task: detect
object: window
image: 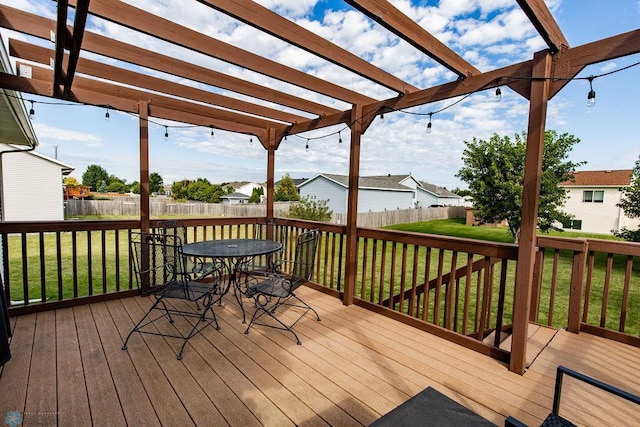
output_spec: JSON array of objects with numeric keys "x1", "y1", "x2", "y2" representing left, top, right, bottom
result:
[
  {"x1": 562, "y1": 219, "x2": 582, "y2": 230},
  {"x1": 583, "y1": 190, "x2": 604, "y2": 203}
]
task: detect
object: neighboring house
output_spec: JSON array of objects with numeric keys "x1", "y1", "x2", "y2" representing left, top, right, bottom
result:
[
  {"x1": 416, "y1": 181, "x2": 462, "y2": 207},
  {"x1": 227, "y1": 181, "x2": 265, "y2": 199},
  {"x1": 297, "y1": 173, "x2": 460, "y2": 214},
  {"x1": 0, "y1": 143, "x2": 73, "y2": 221},
  {"x1": 559, "y1": 169, "x2": 640, "y2": 234},
  {"x1": 220, "y1": 191, "x2": 249, "y2": 205}
]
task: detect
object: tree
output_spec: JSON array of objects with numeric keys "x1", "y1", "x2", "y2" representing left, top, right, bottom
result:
[
  {"x1": 64, "y1": 176, "x2": 79, "y2": 186},
  {"x1": 275, "y1": 174, "x2": 300, "y2": 201},
  {"x1": 149, "y1": 172, "x2": 164, "y2": 194},
  {"x1": 613, "y1": 157, "x2": 640, "y2": 242},
  {"x1": 248, "y1": 187, "x2": 264, "y2": 203},
  {"x1": 97, "y1": 180, "x2": 108, "y2": 193},
  {"x1": 82, "y1": 164, "x2": 109, "y2": 191},
  {"x1": 108, "y1": 181, "x2": 128, "y2": 193},
  {"x1": 288, "y1": 195, "x2": 333, "y2": 222},
  {"x1": 456, "y1": 130, "x2": 585, "y2": 243}
]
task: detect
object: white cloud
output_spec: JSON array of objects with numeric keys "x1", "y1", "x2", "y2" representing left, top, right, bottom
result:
[{"x1": 32, "y1": 123, "x2": 103, "y2": 147}]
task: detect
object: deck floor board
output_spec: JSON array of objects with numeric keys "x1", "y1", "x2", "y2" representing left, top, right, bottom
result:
[{"x1": 2, "y1": 287, "x2": 639, "y2": 426}]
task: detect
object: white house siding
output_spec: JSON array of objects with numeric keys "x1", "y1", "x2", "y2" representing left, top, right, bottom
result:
[
  {"x1": 358, "y1": 188, "x2": 414, "y2": 212},
  {"x1": 299, "y1": 177, "x2": 347, "y2": 213},
  {"x1": 415, "y1": 189, "x2": 439, "y2": 208},
  {"x1": 236, "y1": 182, "x2": 265, "y2": 197},
  {"x1": 563, "y1": 186, "x2": 640, "y2": 234},
  {"x1": 1, "y1": 151, "x2": 65, "y2": 221}
]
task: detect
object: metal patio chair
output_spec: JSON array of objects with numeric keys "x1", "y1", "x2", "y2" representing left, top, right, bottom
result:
[
  {"x1": 244, "y1": 229, "x2": 320, "y2": 344},
  {"x1": 122, "y1": 232, "x2": 223, "y2": 360},
  {"x1": 157, "y1": 219, "x2": 221, "y2": 281},
  {"x1": 242, "y1": 218, "x2": 289, "y2": 277}
]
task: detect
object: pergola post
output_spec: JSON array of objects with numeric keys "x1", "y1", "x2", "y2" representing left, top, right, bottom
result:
[
  {"x1": 139, "y1": 100, "x2": 150, "y2": 232},
  {"x1": 343, "y1": 104, "x2": 363, "y2": 306},
  {"x1": 510, "y1": 50, "x2": 552, "y2": 374},
  {"x1": 266, "y1": 128, "x2": 276, "y2": 219}
]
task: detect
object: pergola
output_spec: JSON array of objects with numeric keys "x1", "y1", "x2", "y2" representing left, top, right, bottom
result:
[{"x1": 1, "y1": 0, "x2": 639, "y2": 374}]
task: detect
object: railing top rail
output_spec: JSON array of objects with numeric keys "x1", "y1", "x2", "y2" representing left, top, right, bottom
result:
[
  {"x1": 538, "y1": 235, "x2": 640, "y2": 257},
  {"x1": 0, "y1": 219, "x2": 141, "y2": 233},
  {"x1": 358, "y1": 226, "x2": 519, "y2": 259}
]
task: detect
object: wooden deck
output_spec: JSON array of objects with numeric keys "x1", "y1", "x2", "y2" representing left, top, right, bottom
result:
[{"x1": 1, "y1": 287, "x2": 639, "y2": 426}]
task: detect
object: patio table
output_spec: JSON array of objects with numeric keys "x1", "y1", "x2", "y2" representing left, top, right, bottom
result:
[{"x1": 181, "y1": 238, "x2": 282, "y2": 322}]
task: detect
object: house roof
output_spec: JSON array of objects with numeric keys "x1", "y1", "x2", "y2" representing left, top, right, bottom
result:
[
  {"x1": 221, "y1": 191, "x2": 249, "y2": 199},
  {"x1": 418, "y1": 181, "x2": 460, "y2": 198},
  {"x1": 308, "y1": 173, "x2": 415, "y2": 191},
  {"x1": 560, "y1": 170, "x2": 633, "y2": 187}
]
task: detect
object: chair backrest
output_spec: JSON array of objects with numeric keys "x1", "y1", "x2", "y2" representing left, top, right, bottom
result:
[
  {"x1": 157, "y1": 219, "x2": 188, "y2": 244},
  {"x1": 253, "y1": 218, "x2": 289, "y2": 266},
  {"x1": 290, "y1": 229, "x2": 320, "y2": 286},
  {"x1": 130, "y1": 232, "x2": 188, "y2": 296}
]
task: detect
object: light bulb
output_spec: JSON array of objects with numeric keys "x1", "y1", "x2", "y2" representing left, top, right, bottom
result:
[
  {"x1": 250, "y1": 137, "x2": 253, "y2": 146},
  {"x1": 338, "y1": 132, "x2": 343, "y2": 146},
  {"x1": 587, "y1": 89, "x2": 596, "y2": 107},
  {"x1": 305, "y1": 140, "x2": 309, "y2": 152},
  {"x1": 380, "y1": 113, "x2": 384, "y2": 121},
  {"x1": 495, "y1": 87, "x2": 502, "y2": 102},
  {"x1": 29, "y1": 100, "x2": 35, "y2": 120},
  {"x1": 105, "y1": 109, "x2": 110, "y2": 122},
  {"x1": 210, "y1": 126, "x2": 214, "y2": 139},
  {"x1": 164, "y1": 126, "x2": 169, "y2": 141},
  {"x1": 426, "y1": 121, "x2": 432, "y2": 134}
]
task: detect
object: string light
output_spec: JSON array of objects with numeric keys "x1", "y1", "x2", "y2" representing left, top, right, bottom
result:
[
  {"x1": 164, "y1": 125, "x2": 169, "y2": 141},
  {"x1": 29, "y1": 100, "x2": 35, "y2": 120},
  {"x1": 495, "y1": 87, "x2": 502, "y2": 102},
  {"x1": 380, "y1": 112, "x2": 384, "y2": 121},
  {"x1": 104, "y1": 108, "x2": 110, "y2": 122},
  {"x1": 587, "y1": 76, "x2": 596, "y2": 107},
  {"x1": 338, "y1": 131, "x2": 343, "y2": 146},
  {"x1": 250, "y1": 136, "x2": 254, "y2": 146},
  {"x1": 426, "y1": 113, "x2": 433, "y2": 134},
  {"x1": 210, "y1": 125, "x2": 214, "y2": 139},
  {"x1": 305, "y1": 139, "x2": 309, "y2": 152}
]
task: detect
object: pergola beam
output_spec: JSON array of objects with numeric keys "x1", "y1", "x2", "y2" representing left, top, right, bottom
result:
[
  {"x1": 516, "y1": 0, "x2": 569, "y2": 54},
  {"x1": 53, "y1": 0, "x2": 69, "y2": 96},
  {"x1": 68, "y1": 0, "x2": 376, "y2": 105},
  {"x1": 63, "y1": 0, "x2": 90, "y2": 97},
  {"x1": 10, "y1": 40, "x2": 306, "y2": 125},
  {"x1": 345, "y1": 0, "x2": 479, "y2": 79},
  {"x1": 549, "y1": 28, "x2": 640, "y2": 98},
  {"x1": 0, "y1": 5, "x2": 341, "y2": 117},
  {"x1": 197, "y1": 0, "x2": 417, "y2": 95}
]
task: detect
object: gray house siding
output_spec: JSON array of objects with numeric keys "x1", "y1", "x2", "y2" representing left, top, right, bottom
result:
[
  {"x1": 359, "y1": 188, "x2": 414, "y2": 212},
  {"x1": 299, "y1": 177, "x2": 347, "y2": 214}
]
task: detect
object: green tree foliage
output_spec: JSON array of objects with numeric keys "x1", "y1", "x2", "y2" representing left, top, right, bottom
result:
[
  {"x1": 275, "y1": 174, "x2": 300, "y2": 201},
  {"x1": 170, "y1": 179, "x2": 233, "y2": 203},
  {"x1": 451, "y1": 187, "x2": 472, "y2": 197},
  {"x1": 130, "y1": 181, "x2": 140, "y2": 194},
  {"x1": 82, "y1": 164, "x2": 109, "y2": 191},
  {"x1": 107, "y1": 181, "x2": 128, "y2": 193},
  {"x1": 97, "y1": 180, "x2": 108, "y2": 193},
  {"x1": 456, "y1": 130, "x2": 585, "y2": 243},
  {"x1": 288, "y1": 195, "x2": 333, "y2": 222},
  {"x1": 614, "y1": 157, "x2": 640, "y2": 242},
  {"x1": 149, "y1": 172, "x2": 164, "y2": 194},
  {"x1": 248, "y1": 186, "x2": 264, "y2": 203}
]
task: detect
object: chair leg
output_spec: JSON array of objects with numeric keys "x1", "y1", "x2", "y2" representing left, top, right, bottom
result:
[
  {"x1": 291, "y1": 293, "x2": 321, "y2": 321},
  {"x1": 244, "y1": 296, "x2": 303, "y2": 345},
  {"x1": 122, "y1": 297, "x2": 165, "y2": 350}
]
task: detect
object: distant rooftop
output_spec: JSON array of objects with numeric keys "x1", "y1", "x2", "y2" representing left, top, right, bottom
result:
[{"x1": 560, "y1": 170, "x2": 632, "y2": 187}]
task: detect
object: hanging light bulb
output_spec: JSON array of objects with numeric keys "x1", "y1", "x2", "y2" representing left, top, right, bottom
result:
[
  {"x1": 380, "y1": 112, "x2": 384, "y2": 121},
  {"x1": 426, "y1": 113, "x2": 433, "y2": 134},
  {"x1": 250, "y1": 136, "x2": 254, "y2": 146},
  {"x1": 305, "y1": 139, "x2": 309, "y2": 152},
  {"x1": 29, "y1": 100, "x2": 35, "y2": 120},
  {"x1": 210, "y1": 126, "x2": 214, "y2": 140},
  {"x1": 284, "y1": 135, "x2": 288, "y2": 141},
  {"x1": 338, "y1": 131, "x2": 343, "y2": 147},
  {"x1": 164, "y1": 125, "x2": 169, "y2": 141},
  {"x1": 105, "y1": 108, "x2": 110, "y2": 122},
  {"x1": 587, "y1": 76, "x2": 596, "y2": 107},
  {"x1": 495, "y1": 87, "x2": 502, "y2": 102}
]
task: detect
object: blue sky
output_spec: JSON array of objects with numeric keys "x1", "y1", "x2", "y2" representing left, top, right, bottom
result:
[{"x1": 2, "y1": 0, "x2": 639, "y2": 190}]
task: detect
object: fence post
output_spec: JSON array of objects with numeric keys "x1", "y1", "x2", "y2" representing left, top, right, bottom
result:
[{"x1": 567, "y1": 239, "x2": 588, "y2": 334}]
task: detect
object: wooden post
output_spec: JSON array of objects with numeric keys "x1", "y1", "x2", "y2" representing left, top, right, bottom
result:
[
  {"x1": 139, "y1": 100, "x2": 150, "y2": 232},
  {"x1": 266, "y1": 128, "x2": 276, "y2": 220},
  {"x1": 510, "y1": 50, "x2": 552, "y2": 374},
  {"x1": 567, "y1": 240, "x2": 587, "y2": 333},
  {"x1": 343, "y1": 104, "x2": 363, "y2": 306}
]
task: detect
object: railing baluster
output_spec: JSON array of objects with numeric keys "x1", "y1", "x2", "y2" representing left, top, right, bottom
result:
[
  {"x1": 408, "y1": 245, "x2": 419, "y2": 317},
  {"x1": 72, "y1": 231, "x2": 78, "y2": 298},
  {"x1": 39, "y1": 232, "x2": 46, "y2": 303},
  {"x1": 360, "y1": 238, "x2": 368, "y2": 299},
  {"x1": 371, "y1": 240, "x2": 378, "y2": 303},
  {"x1": 398, "y1": 243, "x2": 407, "y2": 314},
  {"x1": 530, "y1": 247, "x2": 544, "y2": 322},
  {"x1": 619, "y1": 256, "x2": 633, "y2": 332},
  {"x1": 548, "y1": 248, "x2": 560, "y2": 326},
  {"x1": 433, "y1": 249, "x2": 445, "y2": 326},
  {"x1": 56, "y1": 232, "x2": 63, "y2": 300},
  {"x1": 444, "y1": 250, "x2": 458, "y2": 330},
  {"x1": 21, "y1": 233, "x2": 28, "y2": 305},
  {"x1": 87, "y1": 231, "x2": 93, "y2": 296},
  {"x1": 462, "y1": 253, "x2": 473, "y2": 335},
  {"x1": 379, "y1": 240, "x2": 387, "y2": 306},
  {"x1": 600, "y1": 253, "x2": 614, "y2": 328},
  {"x1": 388, "y1": 242, "x2": 397, "y2": 310},
  {"x1": 421, "y1": 247, "x2": 431, "y2": 322},
  {"x1": 493, "y1": 260, "x2": 509, "y2": 347},
  {"x1": 102, "y1": 230, "x2": 107, "y2": 293},
  {"x1": 583, "y1": 251, "x2": 595, "y2": 323},
  {"x1": 115, "y1": 230, "x2": 121, "y2": 292}
]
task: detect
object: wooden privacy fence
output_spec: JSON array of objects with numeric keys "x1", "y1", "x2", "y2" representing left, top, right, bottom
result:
[{"x1": 65, "y1": 198, "x2": 465, "y2": 227}]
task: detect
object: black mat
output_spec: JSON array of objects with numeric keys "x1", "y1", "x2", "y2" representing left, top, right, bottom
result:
[{"x1": 369, "y1": 387, "x2": 495, "y2": 427}]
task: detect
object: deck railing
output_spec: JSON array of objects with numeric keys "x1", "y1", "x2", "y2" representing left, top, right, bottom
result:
[{"x1": 2, "y1": 217, "x2": 639, "y2": 360}]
